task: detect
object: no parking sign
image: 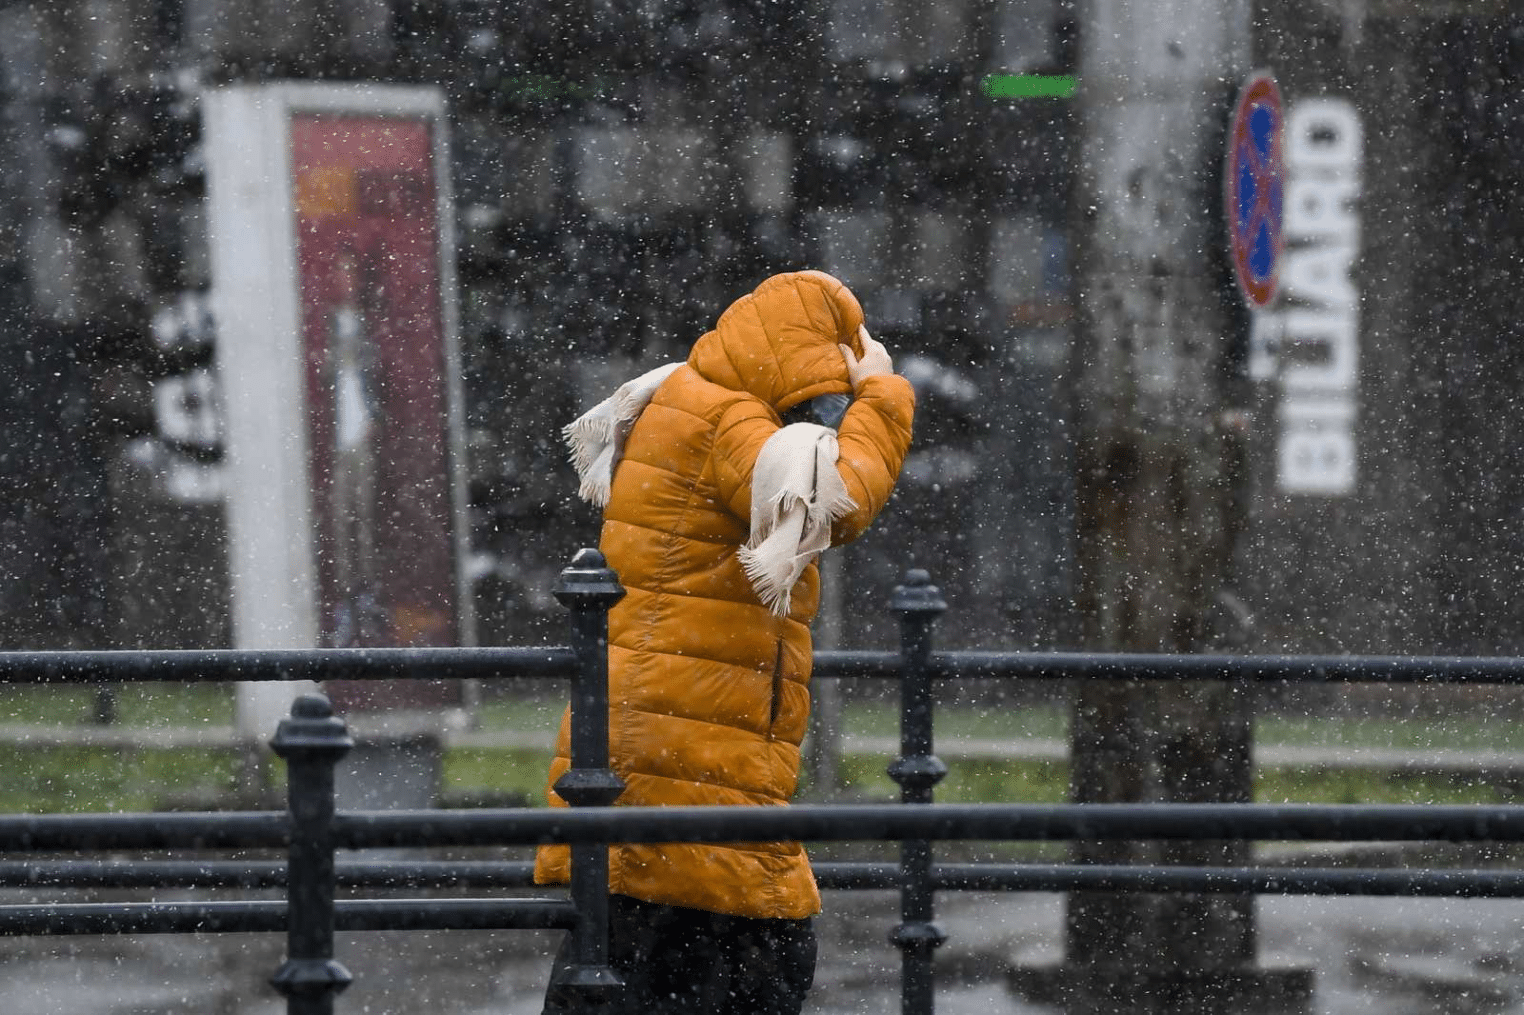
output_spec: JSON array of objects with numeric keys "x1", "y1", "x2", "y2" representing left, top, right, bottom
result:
[{"x1": 1226, "y1": 72, "x2": 1285, "y2": 308}]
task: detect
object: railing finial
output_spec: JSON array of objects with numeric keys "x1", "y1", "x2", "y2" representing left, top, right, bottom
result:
[
  {"x1": 890, "y1": 568, "x2": 947, "y2": 618},
  {"x1": 553, "y1": 548, "x2": 625, "y2": 609}
]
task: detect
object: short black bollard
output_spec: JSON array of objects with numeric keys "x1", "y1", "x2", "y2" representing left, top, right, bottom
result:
[
  {"x1": 550, "y1": 548, "x2": 627, "y2": 1004},
  {"x1": 886, "y1": 569, "x2": 948, "y2": 1015},
  {"x1": 270, "y1": 694, "x2": 354, "y2": 1015}
]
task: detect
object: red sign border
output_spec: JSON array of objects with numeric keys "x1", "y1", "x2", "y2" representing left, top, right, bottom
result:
[{"x1": 1225, "y1": 71, "x2": 1286, "y2": 309}]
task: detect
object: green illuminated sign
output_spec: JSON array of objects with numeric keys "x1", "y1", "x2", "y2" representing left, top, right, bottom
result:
[{"x1": 982, "y1": 74, "x2": 1077, "y2": 100}]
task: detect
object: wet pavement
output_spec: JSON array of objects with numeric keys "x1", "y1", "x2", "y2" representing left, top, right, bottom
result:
[{"x1": 6, "y1": 877, "x2": 1524, "y2": 1015}]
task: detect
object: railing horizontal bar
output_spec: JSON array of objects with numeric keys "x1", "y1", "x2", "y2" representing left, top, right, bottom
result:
[
  {"x1": 0, "y1": 860, "x2": 281, "y2": 888},
  {"x1": 0, "y1": 647, "x2": 576, "y2": 685},
  {"x1": 0, "y1": 900, "x2": 287, "y2": 935},
  {"x1": 0, "y1": 860, "x2": 541, "y2": 889},
  {"x1": 12, "y1": 803, "x2": 1524, "y2": 855},
  {"x1": 4, "y1": 648, "x2": 1524, "y2": 686},
  {"x1": 810, "y1": 650, "x2": 902, "y2": 678},
  {"x1": 334, "y1": 897, "x2": 576, "y2": 931},
  {"x1": 811, "y1": 862, "x2": 900, "y2": 889},
  {"x1": 919, "y1": 651, "x2": 1524, "y2": 684},
  {"x1": 332, "y1": 802, "x2": 1524, "y2": 848},
  {"x1": 336, "y1": 859, "x2": 531, "y2": 888},
  {"x1": 926, "y1": 863, "x2": 1524, "y2": 897},
  {"x1": 8, "y1": 857, "x2": 1520, "y2": 899},
  {"x1": 0, "y1": 812, "x2": 287, "y2": 852},
  {"x1": 0, "y1": 898, "x2": 576, "y2": 936},
  {"x1": 810, "y1": 862, "x2": 1524, "y2": 896}
]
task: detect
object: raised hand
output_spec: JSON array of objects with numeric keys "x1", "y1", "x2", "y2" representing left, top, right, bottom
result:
[{"x1": 840, "y1": 325, "x2": 893, "y2": 390}]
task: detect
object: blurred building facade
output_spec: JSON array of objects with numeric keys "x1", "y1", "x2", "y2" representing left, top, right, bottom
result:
[{"x1": 0, "y1": 0, "x2": 1517, "y2": 657}]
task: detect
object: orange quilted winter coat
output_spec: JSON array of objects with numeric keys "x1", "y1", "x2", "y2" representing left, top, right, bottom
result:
[{"x1": 533, "y1": 270, "x2": 916, "y2": 920}]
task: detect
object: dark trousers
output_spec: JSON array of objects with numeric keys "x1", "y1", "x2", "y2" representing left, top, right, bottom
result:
[{"x1": 542, "y1": 895, "x2": 818, "y2": 1015}]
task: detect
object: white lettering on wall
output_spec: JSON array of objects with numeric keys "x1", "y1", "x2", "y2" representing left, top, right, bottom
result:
[
  {"x1": 1273, "y1": 98, "x2": 1362, "y2": 495},
  {"x1": 147, "y1": 291, "x2": 226, "y2": 504}
]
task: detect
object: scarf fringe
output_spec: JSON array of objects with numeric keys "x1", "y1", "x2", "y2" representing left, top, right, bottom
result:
[{"x1": 563, "y1": 363, "x2": 683, "y2": 507}]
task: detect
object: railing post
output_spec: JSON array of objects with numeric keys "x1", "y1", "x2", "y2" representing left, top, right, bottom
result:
[
  {"x1": 887, "y1": 569, "x2": 948, "y2": 1015},
  {"x1": 550, "y1": 548, "x2": 627, "y2": 1004},
  {"x1": 269, "y1": 694, "x2": 354, "y2": 1015}
]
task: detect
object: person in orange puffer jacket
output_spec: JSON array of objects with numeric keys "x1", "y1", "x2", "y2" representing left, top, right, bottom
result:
[{"x1": 537, "y1": 269, "x2": 916, "y2": 1015}]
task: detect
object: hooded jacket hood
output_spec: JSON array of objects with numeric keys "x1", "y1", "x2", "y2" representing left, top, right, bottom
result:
[{"x1": 687, "y1": 269, "x2": 865, "y2": 413}]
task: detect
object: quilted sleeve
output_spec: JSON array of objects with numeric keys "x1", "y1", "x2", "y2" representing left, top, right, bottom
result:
[
  {"x1": 829, "y1": 373, "x2": 916, "y2": 545},
  {"x1": 711, "y1": 397, "x2": 780, "y2": 524}
]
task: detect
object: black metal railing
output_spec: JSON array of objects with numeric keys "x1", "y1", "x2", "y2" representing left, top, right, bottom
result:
[{"x1": 5, "y1": 547, "x2": 1524, "y2": 1015}]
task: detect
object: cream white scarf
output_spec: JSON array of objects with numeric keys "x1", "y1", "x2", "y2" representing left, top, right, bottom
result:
[
  {"x1": 563, "y1": 367, "x2": 854, "y2": 614},
  {"x1": 738, "y1": 423, "x2": 856, "y2": 616},
  {"x1": 562, "y1": 363, "x2": 683, "y2": 507}
]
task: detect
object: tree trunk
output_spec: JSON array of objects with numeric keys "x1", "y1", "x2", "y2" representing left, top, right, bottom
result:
[{"x1": 1064, "y1": 3, "x2": 1263, "y2": 1013}]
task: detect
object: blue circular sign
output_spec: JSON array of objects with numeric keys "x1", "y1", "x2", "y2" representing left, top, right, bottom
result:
[{"x1": 1225, "y1": 72, "x2": 1284, "y2": 308}]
